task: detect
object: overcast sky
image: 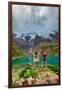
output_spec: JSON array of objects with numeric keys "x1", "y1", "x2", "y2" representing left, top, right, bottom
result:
[{"x1": 12, "y1": 5, "x2": 59, "y2": 38}]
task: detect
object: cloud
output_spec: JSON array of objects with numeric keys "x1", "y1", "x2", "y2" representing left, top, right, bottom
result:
[{"x1": 12, "y1": 5, "x2": 59, "y2": 38}]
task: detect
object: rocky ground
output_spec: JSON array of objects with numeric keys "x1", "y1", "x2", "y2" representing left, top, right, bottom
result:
[
  {"x1": 33, "y1": 68, "x2": 58, "y2": 85},
  {"x1": 12, "y1": 67, "x2": 59, "y2": 87}
]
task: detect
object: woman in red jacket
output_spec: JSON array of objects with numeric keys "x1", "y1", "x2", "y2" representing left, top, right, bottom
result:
[{"x1": 41, "y1": 49, "x2": 48, "y2": 68}]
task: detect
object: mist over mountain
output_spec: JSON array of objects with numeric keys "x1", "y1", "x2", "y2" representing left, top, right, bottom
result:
[
  {"x1": 12, "y1": 31, "x2": 58, "y2": 50},
  {"x1": 12, "y1": 5, "x2": 59, "y2": 50}
]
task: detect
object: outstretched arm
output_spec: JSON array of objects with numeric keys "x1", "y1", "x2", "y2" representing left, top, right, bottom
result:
[
  {"x1": 46, "y1": 49, "x2": 49, "y2": 53},
  {"x1": 28, "y1": 48, "x2": 34, "y2": 55},
  {"x1": 45, "y1": 49, "x2": 49, "y2": 55},
  {"x1": 38, "y1": 49, "x2": 42, "y2": 55}
]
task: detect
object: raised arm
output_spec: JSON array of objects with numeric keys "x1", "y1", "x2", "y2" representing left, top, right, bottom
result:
[
  {"x1": 28, "y1": 48, "x2": 34, "y2": 55},
  {"x1": 46, "y1": 49, "x2": 49, "y2": 53},
  {"x1": 38, "y1": 49, "x2": 42, "y2": 55}
]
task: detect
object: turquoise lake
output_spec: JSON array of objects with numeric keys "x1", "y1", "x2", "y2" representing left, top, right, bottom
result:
[{"x1": 12, "y1": 55, "x2": 59, "y2": 65}]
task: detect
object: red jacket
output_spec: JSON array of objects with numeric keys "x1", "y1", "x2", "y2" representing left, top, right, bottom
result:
[{"x1": 42, "y1": 49, "x2": 48, "y2": 58}]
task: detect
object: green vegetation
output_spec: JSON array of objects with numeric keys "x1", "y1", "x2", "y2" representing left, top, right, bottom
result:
[
  {"x1": 48, "y1": 64, "x2": 59, "y2": 73},
  {"x1": 12, "y1": 43, "x2": 27, "y2": 58},
  {"x1": 12, "y1": 42, "x2": 58, "y2": 59},
  {"x1": 38, "y1": 42, "x2": 58, "y2": 56},
  {"x1": 19, "y1": 68, "x2": 37, "y2": 78},
  {"x1": 12, "y1": 64, "x2": 59, "y2": 86}
]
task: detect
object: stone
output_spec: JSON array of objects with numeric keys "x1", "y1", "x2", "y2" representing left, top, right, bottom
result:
[
  {"x1": 26, "y1": 77, "x2": 33, "y2": 85},
  {"x1": 16, "y1": 80, "x2": 19, "y2": 86}
]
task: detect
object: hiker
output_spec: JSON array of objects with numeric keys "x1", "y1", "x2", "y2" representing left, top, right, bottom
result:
[
  {"x1": 33, "y1": 49, "x2": 41, "y2": 66},
  {"x1": 41, "y1": 49, "x2": 48, "y2": 69},
  {"x1": 28, "y1": 48, "x2": 41, "y2": 66}
]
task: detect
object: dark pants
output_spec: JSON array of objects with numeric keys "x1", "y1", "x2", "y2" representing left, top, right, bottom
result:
[{"x1": 42, "y1": 58, "x2": 47, "y2": 68}]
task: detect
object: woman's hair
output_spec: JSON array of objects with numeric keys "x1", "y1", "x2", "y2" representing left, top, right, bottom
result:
[{"x1": 35, "y1": 52, "x2": 38, "y2": 55}]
